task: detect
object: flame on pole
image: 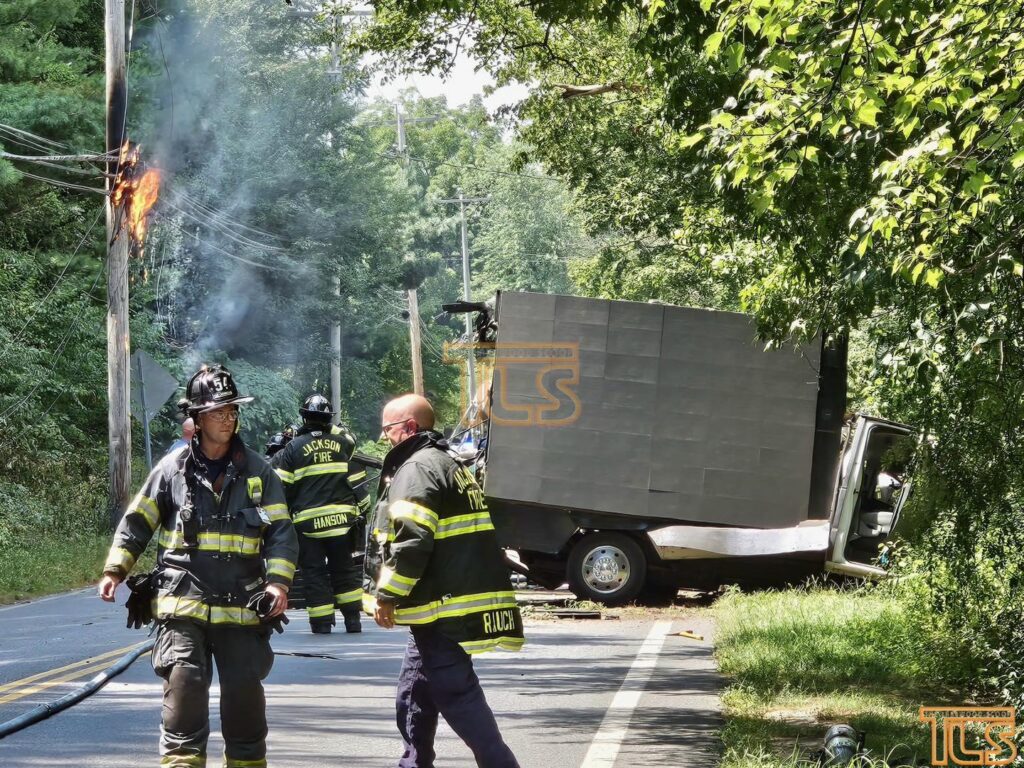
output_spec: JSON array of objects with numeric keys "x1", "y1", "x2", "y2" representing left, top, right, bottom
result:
[{"x1": 111, "y1": 141, "x2": 161, "y2": 253}]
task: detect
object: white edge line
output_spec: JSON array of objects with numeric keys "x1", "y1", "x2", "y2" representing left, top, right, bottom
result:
[{"x1": 580, "y1": 620, "x2": 673, "y2": 768}]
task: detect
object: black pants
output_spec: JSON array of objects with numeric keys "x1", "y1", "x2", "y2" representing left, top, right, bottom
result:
[
  {"x1": 396, "y1": 627, "x2": 519, "y2": 768},
  {"x1": 151, "y1": 619, "x2": 274, "y2": 768},
  {"x1": 297, "y1": 529, "x2": 361, "y2": 627}
]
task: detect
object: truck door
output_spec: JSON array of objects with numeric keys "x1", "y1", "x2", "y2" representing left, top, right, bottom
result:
[{"x1": 826, "y1": 415, "x2": 915, "y2": 578}]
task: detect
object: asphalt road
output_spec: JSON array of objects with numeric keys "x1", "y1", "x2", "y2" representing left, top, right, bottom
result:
[{"x1": 0, "y1": 590, "x2": 722, "y2": 767}]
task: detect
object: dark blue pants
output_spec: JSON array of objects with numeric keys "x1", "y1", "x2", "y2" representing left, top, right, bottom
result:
[{"x1": 396, "y1": 627, "x2": 519, "y2": 768}]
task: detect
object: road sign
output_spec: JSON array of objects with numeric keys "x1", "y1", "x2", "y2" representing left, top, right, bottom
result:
[{"x1": 130, "y1": 349, "x2": 178, "y2": 424}]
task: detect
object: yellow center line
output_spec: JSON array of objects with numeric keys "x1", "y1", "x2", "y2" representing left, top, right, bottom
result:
[{"x1": 0, "y1": 642, "x2": 143, "y2": 697}]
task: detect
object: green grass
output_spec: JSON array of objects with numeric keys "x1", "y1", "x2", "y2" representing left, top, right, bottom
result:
[
  {"x1": 0, "y1": 533, "x2": 112, "y2": 605},
  {"x1": 714, "y1": 585, "x2": 940, "y2": 767}
]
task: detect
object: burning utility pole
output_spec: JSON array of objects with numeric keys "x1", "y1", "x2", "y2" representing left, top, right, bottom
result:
[{"x1": 106, "y1": 0, "x2": 131, "y2": 527}]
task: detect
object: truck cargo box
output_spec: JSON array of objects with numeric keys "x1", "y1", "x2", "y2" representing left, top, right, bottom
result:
[{"x1": 483, "y1": 292, "x2": 823, "y2": 529}]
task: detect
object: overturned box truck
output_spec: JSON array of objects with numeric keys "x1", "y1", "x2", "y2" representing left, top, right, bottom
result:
[{"x1": 455, "y1": 292, "x2": 916, "y2": 605}]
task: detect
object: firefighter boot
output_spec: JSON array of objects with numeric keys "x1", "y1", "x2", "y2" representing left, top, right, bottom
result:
[
  {"x1": 343, "y1": 610, "x2": 362, "y2": 634},
  {"x1": 310, "y1": 621, "x2": 332, "y2": 635}
]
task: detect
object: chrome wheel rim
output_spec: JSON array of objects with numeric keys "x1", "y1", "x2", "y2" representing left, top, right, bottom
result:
[{"x1": 581, "y1": 545, "x2": 630, "y2": 594}]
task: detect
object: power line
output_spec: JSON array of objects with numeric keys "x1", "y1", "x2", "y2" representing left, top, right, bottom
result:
[
  {"x1": 0, "y1": 257, "x2": 109, "y2": 423},
  {"x1": 159, "y1": 217, "x2": 292, "y2": 273},
  {"x1": 0, "y1": 207, "x2": 104, "y2": 363}
]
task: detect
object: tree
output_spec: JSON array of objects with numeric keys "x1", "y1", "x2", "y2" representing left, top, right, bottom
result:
[{"x1": 355, "y1": 0, "x2": 1024, "y2": 706}]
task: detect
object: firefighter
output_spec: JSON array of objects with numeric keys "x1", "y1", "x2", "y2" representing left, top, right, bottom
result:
[
  {"x1": 264, "y1": 430, "x2": 291, "y2": 459},
  {"x1": 271, "y1": 393, "x2": 370, "y2": 633},
  {"x1": 97, "y1": 363, "x2": 298, "y2": 768},
  {"x1": 366, "y1": 393, "x2": 524, "y2": 768}
]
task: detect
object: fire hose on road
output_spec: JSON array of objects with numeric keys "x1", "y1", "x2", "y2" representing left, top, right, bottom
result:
[{"x1": 0, "y1": 640, "x2": 155, "y2": 740}]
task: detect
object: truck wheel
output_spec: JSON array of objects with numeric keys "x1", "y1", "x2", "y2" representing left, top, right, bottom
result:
[{"x1": 567, "y1": 533, "x2": 646, "y2": 606}]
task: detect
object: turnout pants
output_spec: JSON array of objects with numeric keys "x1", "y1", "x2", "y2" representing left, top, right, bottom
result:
[
  {"x1": 396, "y1": 627, "x2": 519, "y2": 768},
  {"x1": 151, "y1": 619, "x2": 275, "y2": 768},
  {"x1": 298, "y1": 529, "x2": 361, "y2": 627}
]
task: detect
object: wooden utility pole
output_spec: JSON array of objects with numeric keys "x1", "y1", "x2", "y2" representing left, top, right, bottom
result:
[
  {"x1": 436, "y1": 190, "x2": 489, "y2": 419},
  {"x1": 328, "y1": 18, "x2": 343, "y2": 418},
  {"x1": 106, "y1": 0, "x2": 131, "y2": 527},
  {"x1": 407, "y1": 289, "x2": 424, "y2": 395}
]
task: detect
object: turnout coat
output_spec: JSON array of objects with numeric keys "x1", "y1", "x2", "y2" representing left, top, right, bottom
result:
[
  {"x1": 365, "y1": 430, "x2": 524, "y2": 654},
  {"x1": 104, "y1": 435, "x2": 298, "y2": 627}
]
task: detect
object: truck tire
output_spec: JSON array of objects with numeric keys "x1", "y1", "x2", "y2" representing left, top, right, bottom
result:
[{"x1": 567, "y1": 533, "x2": 646, "y2": 606}]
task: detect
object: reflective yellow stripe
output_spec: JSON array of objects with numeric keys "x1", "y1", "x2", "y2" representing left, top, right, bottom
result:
[
  {"x1": 246, "y1": 476, "x2": 263, "y2": 504},
  {"x1": 460, "y1": 636, "x2": 526, "y2": 654},
  {"x1": 104, "y1": 546, "x2": 137, "y2": 573},
  {"x1": 267, "y1": 558, "x2": 295, "y2": 580},
  {"x1": 307, "y1": 603, "x2": 334, "y2": 618},
  {"x1": 294, "y1": 462, "x2": 348, "y2": 480},
  {"x1": 334, "y1": 588, "x2": 362, "y2": 605},
  {"x1": 362, "y1": 592, "x2": 376, "y2": 614},
  {"x1": 377, "y1": 567, "x2": 417, "y2": 598},
  {"x1": 154, "y1": 596, "x2": 261, "y2": 626},
  {"x1": 209, "y1": 605, "x2": 261, "y2": 625},
  {"x1": 303, "y1": 528, "x2": 350, "y2": 539},
  {"x1": 263, "y1": 503, "x2": 289, "y2": 522},
  {"x1": 389, "y1": 499, "x2": 439, "y2": 532},
  {"x1": 158, "y1": 528, "x2": 261, "y2": 556},
  {"x1": 348, "y1": 470, "x2": 367, "y2": 483},
  {"x1": 155, "y1": 595, "x2": 208, "y2": 622},
  {"x1": 435, "y1": 512, "x2": 495, "y2": 540},
  {"x1": 130, "y1": 494, "x2": 160, "y2": 531},
  {"x1": 293, "y1": 504, "x2": 357, "y2": 525},
  {"x1": 225, "y1": 760, "x2": 267, "y2": 768},
  {"x1": 160, "y1": 755, "x2": 206, "y2": 767},
  {"x1": 275, "y1": 468, "x2": 295, "y2": 484},
  {"x1": 395, "y1": 591, "x2": 518, "y2": 625}
]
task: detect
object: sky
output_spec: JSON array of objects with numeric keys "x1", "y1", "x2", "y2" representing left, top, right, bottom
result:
[{"x1": 367, "y1": 51, "x2": 531, "y2": 112}]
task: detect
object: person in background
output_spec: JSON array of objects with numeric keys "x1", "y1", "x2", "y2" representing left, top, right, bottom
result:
[
  {"x1": 271, "y1": 394, "x2": 370, "y2": 634},
  {"x1": 167, "y1": 416, "x2": 194, "y2": 455}
]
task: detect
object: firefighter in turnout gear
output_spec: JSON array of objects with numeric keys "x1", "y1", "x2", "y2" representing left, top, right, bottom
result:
[
  {"x1": 366, "y1": 394, "x2": 523, "y2": 768},
  {"x1": 97, "y1": 363, "x2": 298, "y2": 768},
  {"x1": 272, "y1": 393, "x2": 370, "y2": 633}
]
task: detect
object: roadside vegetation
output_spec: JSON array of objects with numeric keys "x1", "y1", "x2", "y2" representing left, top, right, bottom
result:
[{"x1": 714, "y1": 584, "x2": 992, "y2": 767}]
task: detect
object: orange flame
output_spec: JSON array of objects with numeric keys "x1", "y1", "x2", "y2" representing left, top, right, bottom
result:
[{"x1": 111, "y1": 140, "x2": 161, "y2": 250}]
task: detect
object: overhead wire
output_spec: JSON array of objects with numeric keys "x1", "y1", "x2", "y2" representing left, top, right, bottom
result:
[
  {"x1": 0, "y1": 123, "x2": 66, "y2": 153},
  {"x1": 162, "y1": 198, "x2": 285, "y2": 254},
  {"x1": 0, "y1": 257, "x2": 109, "y2": 423},
  {"x1": 0, "y1": 207, "x2": 105, "y2": 363},
  {"x1": 176, "y1": 192, "x2": 288, "y2": 244},
  {"x1": 159, "y1": 217, "x2": 291, "y2": 273}
]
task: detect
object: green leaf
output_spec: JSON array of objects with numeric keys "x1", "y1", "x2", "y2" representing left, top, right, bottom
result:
[
  {"x1": 678, "y1": 132, "x2": 705, "y2": 150},
  {"x1": 1011, "y1": 149, "x2": 1024, "y2": 169},
  {"x1": 856, "y1": 101, "x2": 880, "y2": 127},
  {"x1": 910, "y1": 261, "x2": 926, "y2": 284},
  {"x1": 704, "y1": 31, "x2": 725, "y2": 56},
  {"x1": 725, "y1": 42, "x2": 745, "y2": 74},
  {"x1": 923, "y1": 268, "x2": 943, "y2": 288}
]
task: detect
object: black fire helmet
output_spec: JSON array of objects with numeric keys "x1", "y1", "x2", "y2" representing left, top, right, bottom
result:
[
  {"x1": 181, "y1": 363, "x2": 254, "y2": 417},
  {"x1": 265, "y1": 431, "x2": 291, "y2": 458},
  {"x1": 299, "y1": 393, "x2": 334, "y2": 425}
]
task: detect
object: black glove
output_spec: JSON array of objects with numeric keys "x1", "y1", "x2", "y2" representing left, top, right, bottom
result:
[
  {"x1": 124, "y1": 571, "x2": 156, "y2": 630},
  {"x1": 350, "y1": 514, "x2": 367, "y2": 554},
  {"x1": 247, "y1": 590, "x2": 290, "y2": 634}
]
